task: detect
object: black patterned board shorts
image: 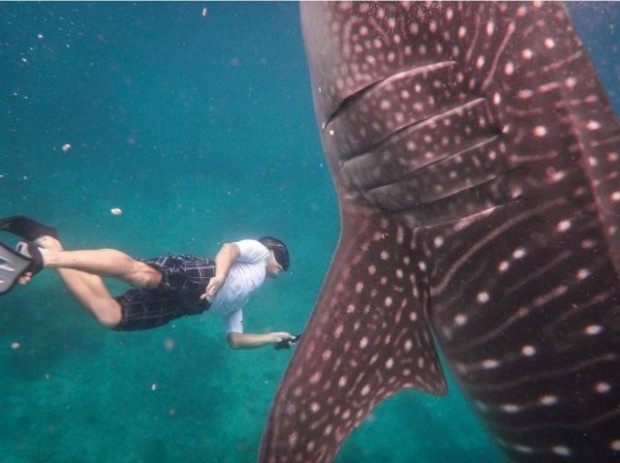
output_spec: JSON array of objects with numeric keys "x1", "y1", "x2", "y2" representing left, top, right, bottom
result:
[{"x1": 113, "y1": 254, "x2": 215, "y2": 331}]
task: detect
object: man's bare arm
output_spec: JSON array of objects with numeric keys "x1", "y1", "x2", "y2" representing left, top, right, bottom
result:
[
  {"x1": 201, "y1": 242, "x2": 240, "y2": 302},
  {"x1": 227, "y1": 331, "x2": 295, "y2": 350}
]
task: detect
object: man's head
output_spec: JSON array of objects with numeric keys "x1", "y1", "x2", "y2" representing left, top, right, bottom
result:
[{"x1": 259, "y1": 236, "x2": 290, "y2": 276}]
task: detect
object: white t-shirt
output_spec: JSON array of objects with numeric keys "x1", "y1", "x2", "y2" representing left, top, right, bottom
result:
[{"x1": 208, "y1": 239, "x2": 269, "y2": 333}]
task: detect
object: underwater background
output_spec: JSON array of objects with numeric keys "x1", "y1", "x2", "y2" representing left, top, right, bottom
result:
[{"x1": 0, "y1": 2, "x2": 618, "y2": 462}]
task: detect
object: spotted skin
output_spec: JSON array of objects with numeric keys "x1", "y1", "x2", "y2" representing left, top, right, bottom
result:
[{"x1": 260, "y1": 2, "x2": 620, "y2": 462}]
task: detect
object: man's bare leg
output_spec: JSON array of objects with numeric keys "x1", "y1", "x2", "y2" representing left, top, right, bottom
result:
[
  {"x1": 39, "y1": 246, "x2": 161, "y2": 288},
  {"x1": 32, "y1": 236, "x2": 162, "y2": 328}
]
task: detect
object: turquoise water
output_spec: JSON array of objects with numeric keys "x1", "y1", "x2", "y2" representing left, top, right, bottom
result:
[{"x1": 0, "y1": 2, "x2": 618, "y2": 462}]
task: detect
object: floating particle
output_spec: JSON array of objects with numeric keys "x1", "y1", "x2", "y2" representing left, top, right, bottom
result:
[
  {"x1": 164, "y1": 338, "x2": 175, "y2": 352},
  {"x1": 61, "y1": 143, "x2": 71, "y2": 153},
  {"x1": 11, "y1": 342, "x2": 21, "y2": 350},
  {"x1": 151, "y1": 383, "x2": 157, "y2": 391},
  {"x1": 110, "y1": 208, "x2": 122, "y2": 216},
  {"x1": 202, "y1": 7, "x2": 208, "y2": 17},
  {"x1": 37, "y1": 33, "x2": 44, "y2": 40}
]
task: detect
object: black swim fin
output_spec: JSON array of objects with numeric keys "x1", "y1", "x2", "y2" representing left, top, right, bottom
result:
[
  {"x1": 0, "y1": 241, "x2": 33, "y2": 295},
  {"x1": 0, "y1": 215, "x2": 59, "y2": 240}
]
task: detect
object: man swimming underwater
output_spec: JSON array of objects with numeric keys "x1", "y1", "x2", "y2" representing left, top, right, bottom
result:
[{"x1": 0, "y1": 215, "x2": 299, "y2": 350}]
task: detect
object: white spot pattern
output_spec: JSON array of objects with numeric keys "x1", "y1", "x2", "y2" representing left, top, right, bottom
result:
[
  {"x1": 584, "y1": 325, "x2": 603, "y2": 336},
  {"x1": 551, "y1": 445, "x2": 571, "y2": 456},
  {"x1": 594, "y1": 382, "x2": 611, "y2": 394},
  {"x1": 521, "y1": 345, "x2": 536, "y2": 357}
]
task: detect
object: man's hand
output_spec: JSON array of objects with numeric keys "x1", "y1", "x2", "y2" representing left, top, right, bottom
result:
[
  {"x1": 201, "y1": 242, "x2": 241, "y2": 302},
  {"x1": 274, "y1": 333, "x2": 301, "y2": 350},
  {"x1": 201, "y1": 275, "x2": 225, "y2": 302},
  {"x1": 270, "y1": 332, "x2": 296, "y2": 343}
]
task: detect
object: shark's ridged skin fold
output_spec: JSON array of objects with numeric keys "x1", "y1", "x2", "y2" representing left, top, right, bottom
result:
[{"x1": 260, "y1": 2, "x2": 620, "y2": 462}]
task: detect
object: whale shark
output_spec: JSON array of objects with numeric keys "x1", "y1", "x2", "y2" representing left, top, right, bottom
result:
[{"x1": 259, "y1": 2, "x2": 620, "y2": 462}]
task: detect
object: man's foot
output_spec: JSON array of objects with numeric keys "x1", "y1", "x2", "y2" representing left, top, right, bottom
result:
[
  {"x1": 15, "y1": 241, "x2": 45, "y2": 276},
  {"x1": 0, "y1": 215, "x2": 59, "y2": 241},
  {"x1": 35, "y1": 235, "x2": 63, "y2": 251}
]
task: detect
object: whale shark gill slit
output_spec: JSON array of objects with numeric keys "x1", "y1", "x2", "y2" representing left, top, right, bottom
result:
[
  {"x1": 325, "y1": 60, "x2": 474, "y2": 162},
  {"x1": 341, "y1": 101, "x2": 503, "y2": 190}
]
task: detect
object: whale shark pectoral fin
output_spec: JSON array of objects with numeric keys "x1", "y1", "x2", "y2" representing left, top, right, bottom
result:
[{"x1": 259, "y1": 215, "x2": 446, "y2": 462}]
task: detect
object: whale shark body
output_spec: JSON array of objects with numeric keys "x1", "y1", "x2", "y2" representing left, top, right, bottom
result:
[{"x1": 260, "y1": 2, "x2": 620, "y2": 462}]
